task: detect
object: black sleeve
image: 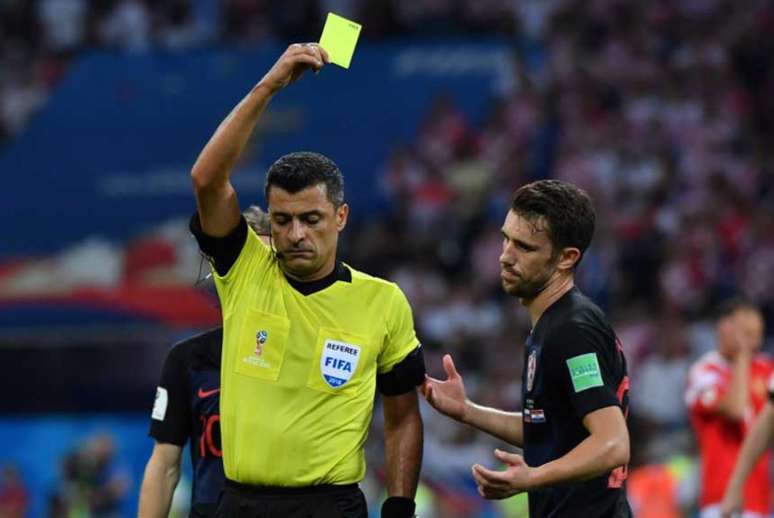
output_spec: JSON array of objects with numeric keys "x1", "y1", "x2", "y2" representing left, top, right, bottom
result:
[
  {"x1": 544, "y1": 322, "x2": 621, "y2": 420},
  {"x1": 149, "y1": 344, "x2": 192, "y2": 446},
  {"x1": 377, "y1": 346, "x2": 426, "y2": 396},
  {"x1": 189, "y1": 212, "x2": 248, "y2": 276}
]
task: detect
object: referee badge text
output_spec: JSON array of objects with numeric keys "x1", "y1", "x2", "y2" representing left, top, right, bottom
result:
[{"x1": 321, "y1": 340, "x2": 361, "y2": 388}]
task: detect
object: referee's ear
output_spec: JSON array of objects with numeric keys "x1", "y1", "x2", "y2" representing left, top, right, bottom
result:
[
  {"x1": 377, "y1": 346, "x2": 426, "y2": 396},
  {"x1": 335, "y1": 203, "x2": 349, "y2": 232}
]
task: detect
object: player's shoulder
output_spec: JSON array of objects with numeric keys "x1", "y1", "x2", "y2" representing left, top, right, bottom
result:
[
  {"x1": 167, "y1": 327, "x2": 223, "y2": 366},
  {"x1": 688, "y1": 350, "x2": 726, "y2": 377},
  {"x1": 685, "y1": 351, "x2": 727, "y2": 404},
  {"x1": 753, "y1": 352, "x2": 774, "y2": 370},
  {"x1": 545, "y1": 289, "x2": 613, "y2": 340}
]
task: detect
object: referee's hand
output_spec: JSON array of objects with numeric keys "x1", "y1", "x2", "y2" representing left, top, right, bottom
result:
[{"x1": 258, "y1": 43, "x2": 330, "y2": 95}]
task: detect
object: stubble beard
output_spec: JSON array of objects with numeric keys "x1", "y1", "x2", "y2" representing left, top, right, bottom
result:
[{"x1": 502, "y1": 263, "x2": 557, "y2": 300}]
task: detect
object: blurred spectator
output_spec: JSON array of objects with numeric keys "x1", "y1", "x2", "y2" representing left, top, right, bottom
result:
[
  {"x1": 631, "y1": 315, "x2": 691, "y2": 432},
  {"x1": 97, "y1": 0, "x2": 152, "y2": 51},
  {"x1": 48, "y1": 433, "x2": 130, "y2": 518},
  {"x1": 0, "y1": 465, "x2": 28, "y2": 518}
]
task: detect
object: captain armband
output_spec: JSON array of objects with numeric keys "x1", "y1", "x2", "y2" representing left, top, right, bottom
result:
[{"x1": 377, "y1": 346, "x2": 426, "y2": 396}]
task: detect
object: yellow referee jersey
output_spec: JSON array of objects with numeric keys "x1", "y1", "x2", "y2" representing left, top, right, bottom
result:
[{"x1": 212, "y1": 226, "x2": 419, "y2": 485}]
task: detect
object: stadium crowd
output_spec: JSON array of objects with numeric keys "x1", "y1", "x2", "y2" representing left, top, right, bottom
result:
[{"x1": 1, "y1": 0, "x2": 773, "y2": 516}]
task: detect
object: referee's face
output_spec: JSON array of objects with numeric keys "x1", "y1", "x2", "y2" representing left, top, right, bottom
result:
[
  {"x1": 499, "y1": 210, "x2": 558, "y2": 299},
  {"x1": 268, "y1": 184, "x2": 348, "y2": 281}
]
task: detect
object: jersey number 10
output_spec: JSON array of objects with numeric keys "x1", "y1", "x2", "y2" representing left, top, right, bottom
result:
[{"x1": 199, "y1": 414, "x2": 222, "y2": 458}]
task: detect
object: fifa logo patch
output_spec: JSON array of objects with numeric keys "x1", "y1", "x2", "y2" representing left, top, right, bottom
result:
[
  {"x1": 255, "y1": 330, "x2": 268, "y2": 356},
  {"x1": 321, "y1": 340, "x2": 361, "y2": 388},
  {"x1": 526, "y1": 349, "x2": 537, "y2": 392},
  {"x1": 242, "y1": 329, "x2": 271, "y2": 368}
]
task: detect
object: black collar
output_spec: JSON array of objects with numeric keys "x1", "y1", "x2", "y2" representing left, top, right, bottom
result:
[{"x1": 285, "y1": 261, "x2": 352, "y2": 296}]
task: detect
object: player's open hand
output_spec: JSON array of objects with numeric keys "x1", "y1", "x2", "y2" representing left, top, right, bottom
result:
[
  {"x1": 471, "y1": 449, "x2": 531, "y2": 500},
  {"x1": 259, "y1": 43, "x2": 330, "y2": 94},
  {"x1": 421, "y1": 354, "x2": 468, "y2": 422}
]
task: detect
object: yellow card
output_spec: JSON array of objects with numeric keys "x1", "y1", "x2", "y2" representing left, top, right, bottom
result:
[{"x1": 319, "y1": 12, "x2": 362, "y2": 69}]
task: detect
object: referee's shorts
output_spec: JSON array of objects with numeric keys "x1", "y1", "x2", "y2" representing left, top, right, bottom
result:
[{"x1": 214, "y1": 479, "x2": 368, "y2": 518}]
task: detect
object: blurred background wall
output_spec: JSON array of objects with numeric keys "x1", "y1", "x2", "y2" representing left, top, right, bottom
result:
[{"x1": 0, "y1": 0, "x2": 772, "y2": 516}]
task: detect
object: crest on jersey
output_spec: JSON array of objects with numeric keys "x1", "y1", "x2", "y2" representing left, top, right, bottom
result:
[
  {"x1": 527, "y1": 349, "x2": 537, "y2": 392},
  {"x1": 255, "y1": 330, "x2": 268, "y2": 356},
  {"x1": 320, "y1": 339, "x2": 361, "y2": 388}
]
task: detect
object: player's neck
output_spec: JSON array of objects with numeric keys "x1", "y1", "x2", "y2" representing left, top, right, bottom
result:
[{"x1": 524, "y1": 274, "x2": 575, "y2": 328}]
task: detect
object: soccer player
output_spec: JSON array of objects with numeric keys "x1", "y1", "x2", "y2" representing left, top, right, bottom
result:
[
  {"x1": 685, "y1": 299, "x2": 771, "y2": 518},
  {"x1": 422, "y1": 180, "x2": 632, "y2": 517},
  {"x1": 189, "y1": 43, "x2": 424, "y2": 518},
  {"x1": 138, "y1": 207, "x2": 272, "y2": 518},
  {"x1": 139, "y1": 327, "x2": 224, "y2": 518}
]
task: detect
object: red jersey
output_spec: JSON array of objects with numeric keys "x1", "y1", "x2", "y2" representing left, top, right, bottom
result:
[{"x1": 685, "y1": 350, "x2": 774, "y2": 513}]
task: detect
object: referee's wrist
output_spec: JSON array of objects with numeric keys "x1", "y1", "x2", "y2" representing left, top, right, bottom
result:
[{"x1": 381, "y1": 496, "x2": 416, "y2": 518}]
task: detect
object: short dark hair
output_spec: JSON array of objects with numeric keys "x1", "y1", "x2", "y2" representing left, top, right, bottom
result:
[
  {"x1": 511, "y1": 179, "x2": 595, "y2": 264},
  {"x1": 264, "y1": 151, "x2": 344, "y2": 207},
  {"x1": 714, "y1": 297, "x2": 759, "y2": 320}
]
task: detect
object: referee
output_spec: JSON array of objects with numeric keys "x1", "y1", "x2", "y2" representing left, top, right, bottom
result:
[
  {"x1": 423, "y1": 180, "x2": 631, "y2": 517},
  {"x1": 189, "y1": 44, "x2": 424, "y2": 518},
  {"x1": 138, "y1": 208, "x2": 273, "y2": 518}
]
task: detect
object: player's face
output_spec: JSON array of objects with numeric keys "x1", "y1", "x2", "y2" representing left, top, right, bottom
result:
[
  {"x1": 499, "y1": 210, "x2": 559, "y2": 299},
  {"x1": 718, "y1": 308, "x2": 765, "y2": 356},
  {"x1": 268, "y1": 184, "x2": 348, "y2": 281}
]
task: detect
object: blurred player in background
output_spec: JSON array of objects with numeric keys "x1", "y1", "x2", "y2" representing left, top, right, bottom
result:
[
  {"x1": 189, "y1": 43, "x2": 424, "y2": 518},
  {"x1": 138, "y1": 208, "x2": 271, "y2": 518},
  {"x1": 423, "y1": 180, "x2": 632, "y2": 517},
  {"x1": 685, "y1": 299, "x2": 771, "y2": 518}
]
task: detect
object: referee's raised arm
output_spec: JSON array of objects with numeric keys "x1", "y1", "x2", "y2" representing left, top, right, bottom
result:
[{"x1": 190, "y1": 44, "x2": 329, "y2": 237}]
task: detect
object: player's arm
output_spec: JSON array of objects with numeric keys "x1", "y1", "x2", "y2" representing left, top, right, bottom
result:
[
  {"x1": 144, "y1": 343, "x2": 191, "y2": 513},
  {"x1": 190, "y1": 43, "x2": 329, "y2": 237},
  {"x1": 422, "y1": 354, "x2": 523, "y2": 447},
  {"x1": 524, "y1": 405, "x2": 628, "y2": 485},
  {"x1": 715, "y1": 319, "x2": 754, "y2": 421},
  {"x1": 721, "y1": 401, "x2": 774, "y2": 517},
  {"x1": 138, "y1": 442, "x2": 183, "y2": 518},
  {"x1": 382, "y1": 390, "x2": 423, "y2": 518},
  {"x1": 471, "y1": 405, "x2": 628, "y2": 499}
]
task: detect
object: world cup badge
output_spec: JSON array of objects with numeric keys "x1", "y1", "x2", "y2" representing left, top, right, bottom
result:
[
  {"x1": 527, "y1": 349, "x2": 537, "y2": 392},
  {"x1": 255, "y1": 330, "x2": 268, "y2": 356}
]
